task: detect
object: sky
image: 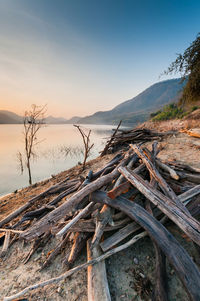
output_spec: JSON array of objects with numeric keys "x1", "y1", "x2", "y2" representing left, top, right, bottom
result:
[{"x1": 0, "y1": 0, "x2": 200, "y2": 118}]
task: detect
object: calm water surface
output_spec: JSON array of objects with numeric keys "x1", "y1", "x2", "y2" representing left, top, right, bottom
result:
[{"x1": 0, "y1": 124, "x2": 117, "y2": 196}]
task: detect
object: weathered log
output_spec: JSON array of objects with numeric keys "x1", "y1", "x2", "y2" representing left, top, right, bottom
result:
[
  {"x1": 130, "y1": 144, "x2": 189, "y2": 213},
  {"x1": 100, "y1": 222, "x2": 141, "y2": 252},
  {"x1": 156, "y1": 159, "x2": 179, "y2": 180},
  {"x1": 118, "y1": 166, "x2": 200, "y2": 246},
  {"x1": 52, "y1": 218, "x2": 130, "y2": 234},
  {"x1": 0, "y1": 231, "x2": 11, "y2": 257},
  {"x1": 167, "y1": 161, "x2": 200, "y2": 174},
  {"x1": 0, "y1": 177, "x2": 71, "y2": 228},
  {"x1": 177, "y1": 184, "x2": 200, "y2": 204},
  {"x1": 91, "y1": 191, "x2": 200, "y2": 300},
  {"x1": 143, "y1": 146, "x2": 178, "y2": 181},
  {"x1": 176, "y1": 171, "x2": 200, "y2": 184},
  {"x1": 87, "y1": 239, "x2": 111, "y2": 301},
  {"x1": 63, "y1": 232, "x2": 90, "y2": 269},
  {"x1": 13, "y1": 182, "x2": 81, "y2": 229},
  {"x1": 152, "y1": 241, "x2": 168, "y2": 301},
  {"x1": 21, "y1": 156, "x2": 130, "y2": 241},
  {"x1": 107, "y1": 181, "x2": 130, "y2": 199},
  {"x1": 3, "y1": 231, "x2": 147, "y2": 301},
  {"x1": 104, "y1": 200, "x2": 200, "y2": 256}
]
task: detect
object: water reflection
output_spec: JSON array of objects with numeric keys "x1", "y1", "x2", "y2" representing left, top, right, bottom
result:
[{"x1": 0, "y1": 124, "x2": 118, "y2": 196}]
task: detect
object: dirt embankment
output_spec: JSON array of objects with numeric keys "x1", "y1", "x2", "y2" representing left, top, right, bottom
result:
[{"x1": 0, "y1": 122, "x2": 200, "y2": 301}]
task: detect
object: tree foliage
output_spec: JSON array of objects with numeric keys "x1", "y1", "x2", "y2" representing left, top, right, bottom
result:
[{"x1": 164, "y1": 33, "x2": 200, "y2": 104}]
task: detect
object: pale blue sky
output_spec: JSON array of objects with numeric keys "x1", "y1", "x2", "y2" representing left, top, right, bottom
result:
[{"x1": 0, "y1": 0, "x2": 199, "y2": 118}]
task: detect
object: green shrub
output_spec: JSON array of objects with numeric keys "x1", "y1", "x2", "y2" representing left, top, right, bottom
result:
[
  {"x1": 191, "y1": 105, "x2": 199, "y2": 112},
  {"x1": 150, "y1": 110, "x2": 162, "y2": 118},
  {"x1": 152, "y1": 103, "x2": 185, "y2": 121}
]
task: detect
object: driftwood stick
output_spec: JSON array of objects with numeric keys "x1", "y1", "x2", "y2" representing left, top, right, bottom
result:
[
  {"x1": 118, "y1": 166, "x2": 200, "y2": 246},
  {"x1": 0, "y1": 228, "x2": 23, "y2": 234},
  {"x1": 92, "y1": 153, "x2": 123, "y2": 180},
  {"x1": 0, "y1": 178, "x2": 70, "y2": 228},
  {"x1": 56, "y1": 202, "x2": 95, "y2": 238},
  {"x1": 91, "y1": 205, "x2": 113, "y2": 247},
  {"x1": 130, "y1": 144, "x2": 189, "y2": 213},
  {"x1": 63, "y1": 232, "x2": 90, "y2": 269},
  {"x1": 3, "y1": 231, "x2": 146, "y2": 301},
  {"x1": 87, "y1": 239, "x2": 111, "y2": 301},
  {"x1": 40, "y1": 233, "x2": 70, "y2": 270},
  {"x1": 107, "y1": 181, "x2": 130, "y2": 199},
  {"x1": 156, "y1": 159, "x2": 179, "y2": 180},
  {"x1": 100, "y1": 120, "x2": 122, "y2": 156},
  {"x1": 91, "y1": 191, "x2": 200, "y2": 300},
  {"x1": 52, "y1": 218, "x2": 129, "y2": 233},
  {"x1": 113, "y1": 153, "x2": 138, "y2": 187},
  {"x1": 166, "y1": 161, "x2": 200, "y2": 174},
  {"x1": 177, "y1": 184, "x2": 200, "y2": 204},
  {"x1": 176, "y1": 171, "x2": 200, "y2": 184},
  {"x1": 100, "y1": 222, "x2": 141, "y2": 252},
  {"x1": 0, "y1": 231, "x2": 11, "y2": 257}
]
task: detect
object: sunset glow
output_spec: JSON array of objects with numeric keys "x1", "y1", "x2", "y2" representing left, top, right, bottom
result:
[{"x1": 0, "y1": 0, "x2": 200, "y2": 118}]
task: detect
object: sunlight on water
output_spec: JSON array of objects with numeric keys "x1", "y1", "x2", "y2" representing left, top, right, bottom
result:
[{"x1": 0, "y1": 124, "x2": 117, "y2": 196}]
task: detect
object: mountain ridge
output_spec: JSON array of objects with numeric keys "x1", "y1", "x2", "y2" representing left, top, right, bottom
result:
[
  {"x1": 0, "y1": 78, "x2": 185, "y2": 125},
  {"x1": 76, "y1": 78, "x2": 186, "y2": 125}
]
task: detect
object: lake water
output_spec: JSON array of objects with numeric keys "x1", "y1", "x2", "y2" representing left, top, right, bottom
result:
[{"x1": 0, "y1": 124, "x2": 119, "y2": 197}]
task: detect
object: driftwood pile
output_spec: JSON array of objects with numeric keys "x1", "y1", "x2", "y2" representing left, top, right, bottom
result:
[
  {"x1": 100, "y1": 127, "x2": 174, "y2": 156},
  {"x1": 1, "y1": 140, "x2": 200, "y2": 300}
]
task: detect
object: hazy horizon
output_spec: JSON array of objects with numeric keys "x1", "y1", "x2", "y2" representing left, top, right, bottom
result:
[{"x1": 0, "y1": 0, "x2": 200, "y2": 118}]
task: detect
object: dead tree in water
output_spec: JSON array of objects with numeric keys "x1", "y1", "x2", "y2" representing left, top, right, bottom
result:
[
  {"x1": 23, "y1": 104, "x2": 46, "y2": 185},
  {"x1": 74, "y1": 125, "x2": 94, "y2": 170}
]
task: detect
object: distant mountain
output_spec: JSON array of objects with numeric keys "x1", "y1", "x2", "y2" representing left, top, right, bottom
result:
[
  {"x1": 65, "y1": 116, "x2": 82, "y2": 124},
  {"x1": 0, "y1": 110, "x2": 81, "y2": 125},
  {"x1": 0, "y1": 78, "x2": 186, "y2": 125},
  {"x1": 45, "y1": 116, "x2": 68, "y2": 124},
  {"x1": 0, "y1": 110, "x2": 23, "y2": 124},
  {"x1": 77, "y1": 78, "x2": 186, "y2": 125}
]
